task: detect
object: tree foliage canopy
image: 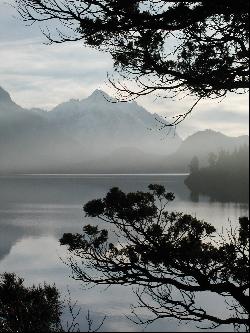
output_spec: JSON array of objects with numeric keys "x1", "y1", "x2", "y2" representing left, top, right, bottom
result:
[
  {"x1": 16, "y1": 1, "x2": 249, "y2": 121},
  {"x1": 0, "y1": 273, "x2": 62, "y2": 332},
  {"x1": 186, "y1": 145, "x2": 249, "y2": 202},
  {"x1": 60, "y1": 184, "x2": 249, "y2": 331}
]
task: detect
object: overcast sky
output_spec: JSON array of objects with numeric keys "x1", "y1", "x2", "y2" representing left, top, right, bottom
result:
[{"x1": 0, "y1": 0, "x2": 249, "y2": 138}]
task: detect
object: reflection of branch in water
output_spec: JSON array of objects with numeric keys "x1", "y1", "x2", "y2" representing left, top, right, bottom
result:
[
  {"x1": 86, "y1": 310, "x2": 106, "y2": 333},
  {"x1": 60, "y1": 184, "x2": 249, "y2": 331},
  {"x1": 62, "y1": 287, "x2": 106, "y2": 332},
  {"x1": 63, "y1": 287, "x2": 81, "y2": 332}
]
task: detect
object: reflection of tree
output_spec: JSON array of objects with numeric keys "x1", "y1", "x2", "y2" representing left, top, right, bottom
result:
[
  {"x1": 60, "y1": 184, "x2": 249, "y2": 331},
  {"x1": 190, "y1": 190, "x2": 199, "y2": 203}
]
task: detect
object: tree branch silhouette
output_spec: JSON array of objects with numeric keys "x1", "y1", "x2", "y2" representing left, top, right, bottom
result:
[
  {"x1": 60, "y1": 184, "x2": 249, "y2": 331},
  {"x1": 15, "y1": 1, "x2": 249, "y2": 111}
]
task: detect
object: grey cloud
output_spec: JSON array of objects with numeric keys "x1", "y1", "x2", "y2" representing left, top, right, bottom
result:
[
  {"x1": 0, "y1": 0, "x2": 42, "y2": 42},
  {"x1": 0, "y1": 36, "x2": 113, "y2": 109},
  {"x1": 0, "y1": 0, "x2": 248, "y2": 136},
  {"x1": 138, "y1": 95, "x2": 248, "y2": 138}
]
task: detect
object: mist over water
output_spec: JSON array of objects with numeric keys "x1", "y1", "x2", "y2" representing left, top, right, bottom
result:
[
  {"x1": 0, "y1": 174, "x2": 248, "y2": 331},
  {"x1": 1, "y1": 86, "x2": 248, "y2": 175},
  {"x1": 0, "y1": 87, "x2": 182, "y2": 174}
]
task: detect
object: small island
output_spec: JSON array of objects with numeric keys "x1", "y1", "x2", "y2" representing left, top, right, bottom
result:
[{"x1": 185, "y1": 145, "x2": 249, "y2": 202}]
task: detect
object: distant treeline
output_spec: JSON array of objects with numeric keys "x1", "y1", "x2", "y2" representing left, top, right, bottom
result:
[{"x1": 185, "y1": 145, "x2": 249, "y2": 202}]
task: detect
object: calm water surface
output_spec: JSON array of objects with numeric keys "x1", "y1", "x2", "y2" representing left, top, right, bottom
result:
[{"x1": 0, "y1": 175, "x2": 248, "y2": 332}]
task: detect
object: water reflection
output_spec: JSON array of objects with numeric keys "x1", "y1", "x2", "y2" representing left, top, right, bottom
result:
[
  {"x1": 0, "y1": 175, "x2": 248, "y2": 331},
  {"x1": 0, "y1": 174, "x2": 248, "y2": 264},
  {"x1": 0, "y1": 237, "x2": 238, "y2": 332}
]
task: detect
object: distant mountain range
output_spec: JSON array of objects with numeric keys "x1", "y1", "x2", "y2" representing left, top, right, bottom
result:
[
  {"x1": 157, "y1": 129, "x2": 249, "y2": 173},
  {"x1": 0, "y1": 86, "x2": 248, "y2": 173},
  {"x1": 84, "y1": 129, "x2": 249, "y2": 173}
]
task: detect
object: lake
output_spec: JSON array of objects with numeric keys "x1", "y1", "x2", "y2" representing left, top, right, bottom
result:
[{"x1": 0, "y1": 174, "x2": 248, "y2": 332}]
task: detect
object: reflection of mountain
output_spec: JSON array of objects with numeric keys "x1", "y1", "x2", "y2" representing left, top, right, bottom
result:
[
  {"x1": 0, "y1": 174, "x2": 248, "y2": 263},
  {"x1": 0, "y1": 225, "x2": 18, "y2": 260},
  {"x1": 0, "y1": 223, "x2": 34, "y2": 261},
  {"x1": 0, "y1": 87, "x2": 181, "y2": 173},
  {"x1": 0, "y1": 175, "x2": 190, "y2": 262}
]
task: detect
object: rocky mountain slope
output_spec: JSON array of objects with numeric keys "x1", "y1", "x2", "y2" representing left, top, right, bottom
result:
[{"x1": 0, "y1": 87, "x2": 181, "y2": 173}]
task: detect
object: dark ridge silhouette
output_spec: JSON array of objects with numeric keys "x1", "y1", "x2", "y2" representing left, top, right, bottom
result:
[{"x1": 185, "y1": 145, "x2": 249, "y2": 203}]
